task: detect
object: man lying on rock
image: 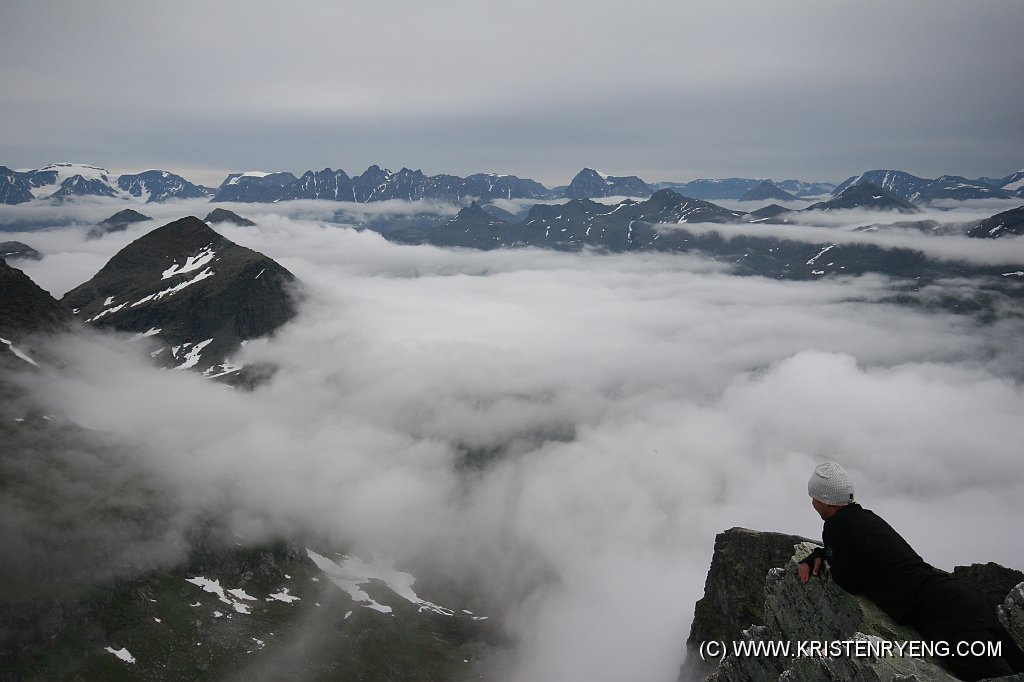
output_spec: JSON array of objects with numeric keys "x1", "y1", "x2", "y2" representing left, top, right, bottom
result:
[{"x1": 798, "y1": 461, "x2": 1024, "y2": 681}]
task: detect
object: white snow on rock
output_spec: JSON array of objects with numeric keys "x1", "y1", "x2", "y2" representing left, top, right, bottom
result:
[
  {"x1": 806, "y1": 243, "x2": 836, "y2": 266},
  {"x1": 227, "y1": 171, "x2": 272, "y2": 186},
  {"x1": 267, "y1": 588, "x2": 301, "y2": 603},
  {"x1": 176, "y1": 338, "x2": 213, "y2": 370},
  {"x1": 162, "y1": 246, "x2": 216, "y2": 280},
  {"x1": 29, "y1": 163, "x2": 119, "y2": 198},
  {"x1": 227, "y1": 588, "x2": 256, "y2": 602},
  {"x1": 87, "y1": 301, "x2": 127, "y2": 322},
  {"x1": 0, "y1": 337, "x2": 39, "y2": 367},
  {"x1": 104, "y1": 646, "x2": 136, "y2": 664},
  {"x1": 139, "y1": 267, "x2": 215, "y2": 305},
  {"x1": 129, "y1": 327, "x2": 162, "y2": 342},
  {"x1": 305, "y1": 549, "x2": 455, "y2": 617},
  {"x1": 185, "y1": 576, "x2": 255, "y2": 615}
]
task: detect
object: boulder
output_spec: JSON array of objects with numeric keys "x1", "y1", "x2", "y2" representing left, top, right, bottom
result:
[
  {"x1": 954, "y1": 563, "x2": 1024, "y2": 611},
  {"x1": 1000, "y1": 582, "x2": 1024, "y2": 652}
]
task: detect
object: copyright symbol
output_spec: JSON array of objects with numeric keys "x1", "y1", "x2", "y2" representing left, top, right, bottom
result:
[{"x1": 700, "y1": 640, "x2": 725, "y2": 662}]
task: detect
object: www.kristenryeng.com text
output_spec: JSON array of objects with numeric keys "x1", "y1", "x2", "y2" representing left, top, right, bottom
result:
[{"x1": 698, "y1": 638, "x2": 1003, "y2": 662}]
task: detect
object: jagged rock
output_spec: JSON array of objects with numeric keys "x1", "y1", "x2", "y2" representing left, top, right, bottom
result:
[
  {"x1": 707, "y1": 543, "x2": 958, "y2": 681},
  {"x1": 689, "y1": 528, "x2": 816, "y2": 646},
  {"x1": 1000, "y1": 582, "x2": 1024, "y2": 652}
]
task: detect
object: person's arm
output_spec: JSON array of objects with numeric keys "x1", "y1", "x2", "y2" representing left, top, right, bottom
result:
[{"x1": 822, "y1": 518, "x2": 863, "y2": 594}]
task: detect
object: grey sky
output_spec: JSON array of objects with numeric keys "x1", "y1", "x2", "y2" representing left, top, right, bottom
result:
[{"x1": 2, "y1": 0, "x2": 1023, "y2": 187}]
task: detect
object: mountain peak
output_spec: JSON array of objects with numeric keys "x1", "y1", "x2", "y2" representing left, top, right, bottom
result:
[
  {"x1": 807, "y1": 182, "x2": 919, "y2": 213},
  {"x1": 62, "y1": 216, "x2": 298, "y2": 373}
]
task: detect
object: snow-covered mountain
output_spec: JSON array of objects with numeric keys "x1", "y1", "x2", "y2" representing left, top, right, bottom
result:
[
  {"x1": 833, "y1": 169, "x2": 1011, "y2": 203},
  {"x1": 0, "y1": 164, "x2": 213, "y2": 204},
  {"x1": 994, "y1": 169, "x2": 1024, "y2": 197},
  {"x1": 118, "y1": 169, "x2": 214, "y2": 202},
  {"x1": 62, "y1": 216, "x2": 299, "y2": 376}
]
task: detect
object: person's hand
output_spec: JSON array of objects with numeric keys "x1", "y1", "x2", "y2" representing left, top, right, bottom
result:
[{"x1": 798, "y1": 557, "x2": 822, "y2": 584}]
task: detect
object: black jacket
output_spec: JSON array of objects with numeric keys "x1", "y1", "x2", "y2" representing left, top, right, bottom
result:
[{"x1": 802, "y1": 503, "x2": 950, "y2": 623}]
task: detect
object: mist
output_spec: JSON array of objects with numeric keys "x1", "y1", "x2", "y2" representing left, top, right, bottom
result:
[{"x1": 7, "y1": 204, "x2": 1024, "y2": 681}]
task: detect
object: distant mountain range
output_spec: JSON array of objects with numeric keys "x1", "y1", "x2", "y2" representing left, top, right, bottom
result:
[
  {"x1": 0, "y1": 163, "x2": 215, "y2": 204},
  {"x1": 8, "y1": 161, "x2": 1020, "y2": 207}
]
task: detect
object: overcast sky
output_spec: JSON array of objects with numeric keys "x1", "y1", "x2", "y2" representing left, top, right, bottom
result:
[{"x1": 3, "y1": 1, "x2": 1024, "y2": 188}]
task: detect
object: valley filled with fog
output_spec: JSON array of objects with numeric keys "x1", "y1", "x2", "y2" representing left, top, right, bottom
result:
[{"x1": 4, "y1": 198, "x2": 1024, "y2": 681}]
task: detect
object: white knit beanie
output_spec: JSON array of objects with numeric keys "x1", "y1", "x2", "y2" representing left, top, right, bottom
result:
[{"x1": 808, "y1": 461, "x2": 855, "y2": 505}]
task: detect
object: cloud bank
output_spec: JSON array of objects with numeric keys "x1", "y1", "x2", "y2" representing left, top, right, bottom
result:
[{"x1": 7, "y1": 206, "x2": 1024, "y2": 681}]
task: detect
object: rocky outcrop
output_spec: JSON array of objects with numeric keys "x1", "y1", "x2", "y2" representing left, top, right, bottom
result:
[
  {"x1": 692, "y1": 533, "x2": 1024, "y2": 681},
  {"x1": 706, "y1": 542, "x2": 958, "y2": 681},
  {"x1": 953, "y1": 563, "x2": 1024, "y2": 612},
  {"x1": 689, "y1": 528, "x2": 816, "y2": 645}
]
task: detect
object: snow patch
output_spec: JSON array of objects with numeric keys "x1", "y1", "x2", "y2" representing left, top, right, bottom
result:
[
  {"x1": 267, "y1": 588, "x2": 301, "y2": 603},
  {"x1": 176, "y1": 339, "x2": 214, "y2": 370},
  {"x1": 104, "y1": 647, "x2": 136, "y2": 664},
  {"x1": 162, "y1": 246, "x2": 216, "y2": 280},
  {"x1": 185, "y1": 576, "x2": 255, "y2": 614},
  {"x1": 0, "y1": 337, "x2": 39, "y2": 367},
  {"x1": 87, "y1": 302, "x2": 127, "y2": 322},
  {"x1": 806, "y1": 244, "x2": 836, "y2": 266},
  {"x1": 141, "y1": 267, "x2": 215, "y2": 304},
  {"x1": 306, "y1": 549, "x2": 455, "y2": 617}
]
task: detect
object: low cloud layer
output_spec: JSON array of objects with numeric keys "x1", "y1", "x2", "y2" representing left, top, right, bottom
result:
[{"x1": 7, "y1": 204, "x2": 1024, "y2": 681}]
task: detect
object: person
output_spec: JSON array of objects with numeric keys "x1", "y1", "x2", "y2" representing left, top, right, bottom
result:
[{"x1": 799, "y1": 461, "x2": 1024, "y2": 681}]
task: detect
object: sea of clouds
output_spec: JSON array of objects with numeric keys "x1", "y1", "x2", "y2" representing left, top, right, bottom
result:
[{"x1": 4, "y1": 197, "x2": 1024, "y2": 681}]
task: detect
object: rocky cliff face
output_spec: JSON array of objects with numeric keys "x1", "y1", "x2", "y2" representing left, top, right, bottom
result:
[
  {"x1": 689, "y1": 528, "x2": 815, "y2": 646},
  {"x1": 692, "y1": 531, "x2": 1024, "y2": 682}
]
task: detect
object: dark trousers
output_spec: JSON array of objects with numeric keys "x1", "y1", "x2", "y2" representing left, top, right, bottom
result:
[{"x1": 906, "y1": 577, "x2": 1023, "y2": 681}]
